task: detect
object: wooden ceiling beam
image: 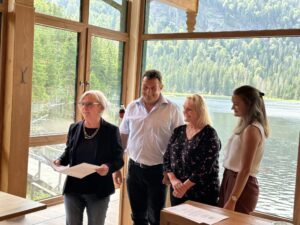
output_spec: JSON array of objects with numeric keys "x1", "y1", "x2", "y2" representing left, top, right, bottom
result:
[{"x1": 158, "y1": 0, "x2": 198, "y2": 12}]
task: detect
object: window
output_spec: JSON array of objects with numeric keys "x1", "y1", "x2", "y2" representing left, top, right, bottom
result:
[
  {"x1": 143, "y1": 1, "x2": 300, "y2": 220},
  {"x1": 145, "y1": 0, "x2": 300, "y2": 33},
  {"x1": 28, "y1": 25, "x2": 78, "y2": 200},
  {"x1": 142, "y1": 37, "x2": 300, "y2": 219},
  {"x1": 31, "y1": 25, "x2": 77, "y2": 136},
  {"x1": 27, "y1": 144, "x2": 67, "y2": 200},
  {"x1": 28, "y1": 0, "x2": 128, "y2": 204},
  {"x1": 89, "y1": 36, "x2": 124, "y2": 125},
  {"x1": 89, "y1": 0, "x2": 127, "y2": 32},
  {"x1": 35, "y1": 0, "x2": 81, "y2": 21}
]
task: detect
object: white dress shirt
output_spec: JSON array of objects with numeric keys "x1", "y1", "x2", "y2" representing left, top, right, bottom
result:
[{"x1": 119, "y1": 95, "x2": 184, "y2": 166}]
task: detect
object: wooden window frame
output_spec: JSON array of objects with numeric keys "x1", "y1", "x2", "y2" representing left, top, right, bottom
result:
[
  {"x1": 137, "y1": 0, "x2": 300, "y2": 224},
  {"x1": 0, "y1": 0, "x2": 7, "y2": 190},
  {"x1": 32, "y1": 1, "x2": 130, "y2": 146},
  {"x1": 27, "y1": 0, "x2": 130, "y2": 206}
]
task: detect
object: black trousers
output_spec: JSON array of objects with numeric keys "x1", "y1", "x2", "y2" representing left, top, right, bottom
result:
[{"x1": 126, "y1": 159, "x2": 166, "y2": 225}]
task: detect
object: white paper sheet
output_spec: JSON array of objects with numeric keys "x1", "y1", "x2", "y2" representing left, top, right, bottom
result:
[
  {"x1": 42, "y1": 155, "x2": 100, "y2": 179},
  {"x1": 164, "y1": 204, "x2": 229, "y2": 225},
  {"x1": 54, "y1": 163, "x2": 100, "y2": 179}
]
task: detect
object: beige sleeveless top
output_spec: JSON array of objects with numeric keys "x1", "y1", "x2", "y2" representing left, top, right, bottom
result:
[{"x1": 223, "y1": 122, "x2": 266, "y2": 177}]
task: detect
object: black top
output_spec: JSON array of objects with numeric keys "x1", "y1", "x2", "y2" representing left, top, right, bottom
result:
[
  {"x1": 58, "y1": 119, "x2": 124, "y2": 197},
  {"x1": 163, "y1": 124, "x2": 221, "y2": 204}
]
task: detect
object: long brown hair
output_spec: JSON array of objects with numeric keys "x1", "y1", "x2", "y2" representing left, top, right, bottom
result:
[{"x1": 233, "y1": 85, "x2": 269, "y2": 137}]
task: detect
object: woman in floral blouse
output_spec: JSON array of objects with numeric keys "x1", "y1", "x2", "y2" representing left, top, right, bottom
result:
[{"x1": 163, "y1": 94, "x2": 221, "y2": 206}]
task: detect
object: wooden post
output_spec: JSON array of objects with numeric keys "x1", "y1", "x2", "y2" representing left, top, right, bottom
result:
[
  {"x1": 294, "y1": 132, "x2": 300, "y2": 225},
  {"x1": 118, "y1": 0, "x2": 143, "y2": 223},
  {"x1": 186, "y1": 11, "x2": 197, "y2": 33},
  {"x1": 0, "y1": 0, "x2": 34, "y2": 197}
]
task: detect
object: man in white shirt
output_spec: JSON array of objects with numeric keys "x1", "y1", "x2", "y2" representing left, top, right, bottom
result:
[{"x1": 119, "y1": 70, "x2": 184, "y2": 225}]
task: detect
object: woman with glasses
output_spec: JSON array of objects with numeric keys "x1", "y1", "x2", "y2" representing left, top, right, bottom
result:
[
  {"x1": 163, "y1": 94, "x2": 221, "y2": 206},
  {"x1": 218, "y1": 85, "x2": 269, "y2": 214},
  {"x1": 54, "y1": 90, "x2": 124, "y2": 225}
]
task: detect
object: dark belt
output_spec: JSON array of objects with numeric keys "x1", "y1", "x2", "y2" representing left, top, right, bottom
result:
[{"x1": 129, "y1": 158, "x2": 162, "y2": 169}]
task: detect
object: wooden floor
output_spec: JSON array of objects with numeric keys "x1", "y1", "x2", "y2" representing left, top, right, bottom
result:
[{"x1": 0, "y1": 190, "x2": 120, "y2": 225}]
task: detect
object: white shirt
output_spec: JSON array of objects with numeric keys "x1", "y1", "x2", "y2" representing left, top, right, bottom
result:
[
  {"x1": 119, "y1": 95, "x2": 184, "y2": 165},
  {"x1": 223, "y1": 122, "x2": 266, "y2": 177}
]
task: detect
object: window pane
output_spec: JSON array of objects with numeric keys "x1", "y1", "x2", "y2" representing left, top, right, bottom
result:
[
  {"x1": 31, "y1": 25, "x2": 77, "y2": 136},
  {"x1": 89, "y1": 37, "x2": 124, "y2": 125},
  {"x1": 34, "y1": 0, "x2": 80, "y2": 21},
  {"x1": 145, "y1": 0, "x2": 300, "y2": 33},
  {"x1": 27, "y1": 144, "x2": 66, "y2": 201},
  {"x1": 89, "y1": 0, "x2": 127, "y2": 32},
  {"x1": 143, "y1": 38, "x2": 300, "y2": 219}
]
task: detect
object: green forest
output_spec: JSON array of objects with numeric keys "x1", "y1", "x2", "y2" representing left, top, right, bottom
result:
[
  {"x1": 145, "y1": 0, "x2": 300, "y2": 100},
  {"x1": 29, "y1": 0, "x2": 300, "y2": 205},
  {"x1": 32, "y1": 0, "x2": 300, "y2": 119}
]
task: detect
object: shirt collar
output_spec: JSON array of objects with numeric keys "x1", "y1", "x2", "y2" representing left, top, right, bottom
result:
[{"x1": 136, "y1": 94, "x2": 168, "y2": 107}]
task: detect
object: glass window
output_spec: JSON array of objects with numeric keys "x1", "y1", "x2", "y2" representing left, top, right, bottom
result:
[
  {"x1": 27, "y1": 144, "x2": 67, "y2": 201},
  {"x1": 145, "y1": 0, "x2": 300, "y2": 33},
  {"x1": 89, "y1": 0, "x2": 127, "y2": 32},
  {"x1": 34, "y1": 0, "x2": 80, "y2": 21},
  {"x1": 143, "y1": 38, "x2": 300, "y2": 219},
  {"x1": 31, "y1": 25, "x2": 77, "y2": 136},
  {"x1": 89, "y1": 36, "x2": 124, "y2": 125}
]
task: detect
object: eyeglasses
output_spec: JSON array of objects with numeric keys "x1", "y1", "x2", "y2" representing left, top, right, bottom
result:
[
  {"x1": 78, "y1": 102, "x2": 100, "y2": 107},
  {"x1": 183, "y1": 107, "x2": 194, "y2": 112}
]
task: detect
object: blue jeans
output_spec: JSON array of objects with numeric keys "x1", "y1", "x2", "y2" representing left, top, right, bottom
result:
[
  {"x1": 126, "y1": 159, "x2": 166, "y2": 225},
  {"x1": 64, "y1": 193, "x2": 110, "y2": 225}
]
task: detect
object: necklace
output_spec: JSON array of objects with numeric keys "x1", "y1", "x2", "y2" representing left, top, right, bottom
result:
[{"x1": 83, "y1": 124, "x2": 100, "y2": 140}]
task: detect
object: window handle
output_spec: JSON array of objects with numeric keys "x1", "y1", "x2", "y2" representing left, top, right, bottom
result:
[{"x1": 79, "y1": 81, "x2": 90, "y2": 86}]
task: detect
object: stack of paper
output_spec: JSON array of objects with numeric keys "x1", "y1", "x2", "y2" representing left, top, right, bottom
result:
[{"x1": 164, "y1": 204, "x2": 228, "y2": 225}]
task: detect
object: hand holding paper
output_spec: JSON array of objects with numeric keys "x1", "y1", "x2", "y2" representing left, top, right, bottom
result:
[
  {"x1": 42, "y1": 154, "x2": 100, "y2": 179},
  {"x1": 53, "y1": 162, "x2": 100, "y2": 179},
  {"x1": 96, "y1": 164, "x2": 109, "y2": 176}
]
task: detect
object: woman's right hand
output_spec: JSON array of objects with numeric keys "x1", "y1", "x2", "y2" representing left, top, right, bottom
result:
[
  {"x1": 170, "y1": 177, "x2": 185, "y2": 196},
  {"x1": 53, "y1": 159, "x2": 61, "y2": 166}
]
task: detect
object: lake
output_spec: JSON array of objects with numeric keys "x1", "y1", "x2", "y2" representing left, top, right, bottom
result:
[{"x1": 168, "y1": 95, "x2": 300, "y2": 219}]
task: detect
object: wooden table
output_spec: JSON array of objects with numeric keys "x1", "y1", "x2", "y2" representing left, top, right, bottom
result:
[
  {"x1": 160, "y1": 201, "x2": 273, "y2": 225},
  {"x1": 0, "y1": 191, "x2": 47, "y2": 221}
]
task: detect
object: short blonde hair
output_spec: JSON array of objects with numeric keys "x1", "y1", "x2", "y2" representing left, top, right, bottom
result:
[
  {"x1": 186, "y1": 94, "x2": 212, "y2": 127},
  {"x1": 79, "y1": 90, "x2": 108, "y2": 111}
]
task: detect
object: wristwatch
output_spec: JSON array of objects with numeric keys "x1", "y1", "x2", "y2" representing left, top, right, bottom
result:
[{"x1": 231, "y1": 195, "x2": 238, "y2": 202}]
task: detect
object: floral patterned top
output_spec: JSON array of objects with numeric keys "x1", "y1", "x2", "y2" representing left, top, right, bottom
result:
[{"x1": 163, "y1": 124, "x2": 221, "y2": 205}]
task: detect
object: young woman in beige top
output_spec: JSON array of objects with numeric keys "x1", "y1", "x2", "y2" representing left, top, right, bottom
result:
[{"x1": 218, "y1": 85, "x2": 269, "y2": 214}]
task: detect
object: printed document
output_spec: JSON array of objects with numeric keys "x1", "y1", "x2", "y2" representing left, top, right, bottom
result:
[
  {"x1": 42, "y1": 155, "x2": 100, "y2": 179},
  {"x1": 164, "y1": 204, "x2": 228, "y2": 225}
]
